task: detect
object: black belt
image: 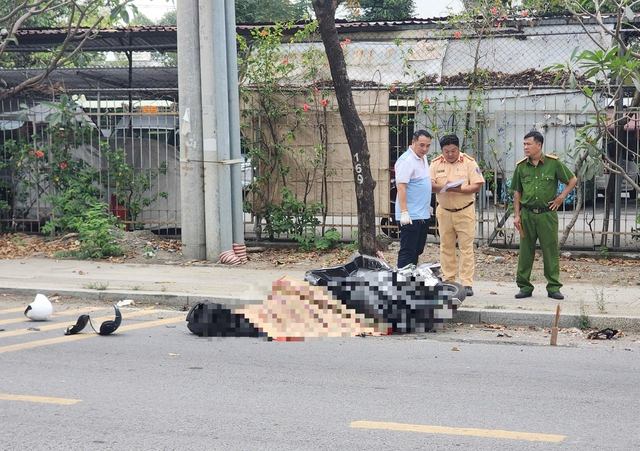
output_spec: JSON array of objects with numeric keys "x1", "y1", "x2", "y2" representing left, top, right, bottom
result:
[
  {"x1": 521, "y1": 204, "x2": 551, "y2": 214},
  {"x1": 442, "y1": 201, "x2": 474, "y2": 213}
]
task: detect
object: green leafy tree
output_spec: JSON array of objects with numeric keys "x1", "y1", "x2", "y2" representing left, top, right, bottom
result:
[
  {"x1": 0, "y1": 0, "x2": 136, "y2": 101},
  {"x1": 351, "y1": 0, "x2": 415, "y2": 20},
  {"x1": 157, "y1": 9, "x2": 176, "y2": 26},
  {"x1": 151, "y1": 9, "x2": 177, "y2": 66},
  {"x1": 131, "y1": 12, "x2": 155, "y2": 26},
  {"x1": 235, "y1": 0, "x2": 311, "y2": 24},
  {"x1": 520, "y1": 0, "x2": 640, "y2": 15},
  {"x1": 544, "y1": 0, "x2": 640, "y2": 245},
  {"x1": 312, "y1": 0, "x2": 377, "y2": 255}
]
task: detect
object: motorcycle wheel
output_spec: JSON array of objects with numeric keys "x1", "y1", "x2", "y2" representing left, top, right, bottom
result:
[{"x1": 441, "y1": 281, "x2": 466, "y2": 304}]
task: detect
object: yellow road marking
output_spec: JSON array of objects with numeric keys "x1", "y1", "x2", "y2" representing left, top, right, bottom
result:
[
  {"x1": 350, "y1": 421, "x2": 566, "y2": 443},
  {"x1": 0, "y1": 307, "x2": 89, "y2": 325},
  {"x1": 0, "y1": 316, "x2": 184, "y2": 354},
  {"x1": 0, "y1": 393, "x2": 82, "y2": 405},
  {"x1": 0, "y1": 307, "x2": 28, "y2": 314},
  {"x1": 0, "y1": 309, "x2": 164, "y2": 339}
]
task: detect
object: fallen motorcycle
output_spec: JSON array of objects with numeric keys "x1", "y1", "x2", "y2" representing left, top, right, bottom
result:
[{"x1": 304, "y1": 254, "x2": 465, "y2": 333}]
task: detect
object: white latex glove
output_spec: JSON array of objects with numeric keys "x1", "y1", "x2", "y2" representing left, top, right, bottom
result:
[{"x1": 400, "y1": 210, "x2": 412, "y2": 225}]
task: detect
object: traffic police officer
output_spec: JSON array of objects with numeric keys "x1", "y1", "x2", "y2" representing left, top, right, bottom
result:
[
  {"x1": 430, "y1": 134, "x2": 485, "y2": 297},
  {"x1": 512, "y1": 131, "x2": 577, "y2": 300}
]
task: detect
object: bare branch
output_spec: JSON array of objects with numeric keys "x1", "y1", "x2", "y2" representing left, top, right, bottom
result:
[{"x1": 0, "y1": 0, "x2": 132, "y2": 101}]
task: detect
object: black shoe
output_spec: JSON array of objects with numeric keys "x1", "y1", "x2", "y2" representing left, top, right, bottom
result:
[
  {"x1": 515, "y1": 290, "x2": 532, "y2": 299},
  {"x1": 464, "y1": 286, "x2": 474, "y2": 296},
  {"x1": 548, "y1": 291, "x2": 564, "y2": 300}
]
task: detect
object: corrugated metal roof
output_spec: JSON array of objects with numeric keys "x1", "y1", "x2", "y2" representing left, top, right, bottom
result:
[
  {"x1": 0, "y1": 66, "x2": 178, "y2": 100},
  {"x1": 0, "y1": 14, "x2": 635, "y2": 100},
  {"x1": 5, "y1": 14, "x2": 637, "y2": 53},
  {"x1": 5, "y1": 26, "x2": 178, "y2": 53},
  {"x1": 5, "y1": 21, "x2": 449, "y2": 53}
]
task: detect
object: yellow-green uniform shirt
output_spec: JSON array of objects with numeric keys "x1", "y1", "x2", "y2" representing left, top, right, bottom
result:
[
  {"x1": 429, "y1": 153, "x2": 485, "y2": 210},
  {"x1": 511, "y1": 154, "x2": 575, "y2": 208}
]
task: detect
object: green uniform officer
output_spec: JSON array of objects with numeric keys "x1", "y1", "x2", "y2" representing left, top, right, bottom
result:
[{"x1": 511, "y1": 131, "x2": 577, "y2": 300}]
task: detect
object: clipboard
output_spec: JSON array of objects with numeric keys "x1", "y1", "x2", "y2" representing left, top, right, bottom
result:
[{"x1": 439, "y1": 179, "x2": 466, "y2": 193}]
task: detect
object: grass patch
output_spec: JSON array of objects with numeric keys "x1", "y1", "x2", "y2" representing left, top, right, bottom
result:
[
  {"x1": 593, "y1": 286, "x2": 606, "y2": 313},
  {"x1": 83, "y1": 281, "x2": 109, "y2": 291},
  {"x1": 578, "y1": 300, "x2": 590, "y2": 330}
]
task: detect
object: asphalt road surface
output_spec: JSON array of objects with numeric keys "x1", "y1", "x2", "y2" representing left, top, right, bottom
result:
[{"x1": 1, "y1": 303, "x2": 639, "y2": 450}]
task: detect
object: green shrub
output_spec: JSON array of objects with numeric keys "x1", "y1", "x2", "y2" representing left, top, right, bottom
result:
[{"x1": 314, "y1": 227, "x2": 341, "y2": 250}]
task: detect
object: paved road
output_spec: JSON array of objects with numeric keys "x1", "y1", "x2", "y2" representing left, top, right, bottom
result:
[{"x1": 2, "y1": 302, "x2": 639, "y2": 450}]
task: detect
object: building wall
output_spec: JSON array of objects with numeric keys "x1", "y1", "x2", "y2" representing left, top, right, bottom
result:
[{"x1": 242, "y1": 89, "x2": 391, "y2": 219}]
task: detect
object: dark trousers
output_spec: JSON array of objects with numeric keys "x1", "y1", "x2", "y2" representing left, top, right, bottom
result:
[{"x1": 397, "y1": 220, "x2": 430, "y2": 268}]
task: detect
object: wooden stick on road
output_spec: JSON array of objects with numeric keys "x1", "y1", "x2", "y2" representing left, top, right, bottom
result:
[{"x1": 550, "y1": 303, "x2": 561, "y2": 346}]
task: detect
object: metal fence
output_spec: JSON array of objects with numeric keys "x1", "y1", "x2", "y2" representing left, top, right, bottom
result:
[
  {"x1": 388, "y1": 97, "x2": 640, "y2": 251},
  {"x1": 0, "y1": 98, "x2": 181, "y2": 233},
  {"x1": 1, "y1": 17, "x2": 639, "y2": 250}
]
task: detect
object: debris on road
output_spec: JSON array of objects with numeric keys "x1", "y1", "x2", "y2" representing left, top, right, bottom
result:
[
  {"x1": 64, "y1": 304, "x2": 122, "y2": 336},
  {"x1": 116, "y1": 299, "x2": 135, "y2": 307},
  {"x1": 587, "y1": 328, "x2": 620, "y2": 340}
]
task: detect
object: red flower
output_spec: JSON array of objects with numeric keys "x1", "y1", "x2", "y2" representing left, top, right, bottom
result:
[
  {"x1": 390, "y1": 86, "x2": 396, "y2": 93},
  {"x1": 303, "y1": 104, "x2": 309, "y2": 111},
  {"x1": 314, "y1": 86, "x2": 319, "y2": 93},
  {"x1": 453, "y1": 31, "x2": 462, "y2": 38},
  {"x1": 282, "y1": 59, "x2": 287, "y2": 64},
  {"x1": 340, "y1": 42, "x2": 345, "y2": 47},
  {"x1": 36, "y1": 151, "x2": 44, "y2": 157},
  {"x1": 522, "y1": 10, "x2": 528, "y2": 16},
  {"x1": 424, "y1": 98, "x2": 431, "y2": 104},
  {"x1": 492, "y1": 7, "x2": 498, "y2": 14},
  {"x1": 321, "y1": 99, "x2": 327, "y2": 106},
  {"x1": 345, "y1": 39, "x2": 351, "y2": 44},
  {"x1": 260, "y1": 29, "x2": 267, "y2": 36},
  {"x1": 60, "y1": 162, "x2": 67, "y2": 169}
]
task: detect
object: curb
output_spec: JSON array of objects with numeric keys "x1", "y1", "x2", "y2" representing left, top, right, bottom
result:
[
  {"x1": 455, "y1": 308, "x2": 640, "y2": 332},
  {"x1": 4, "y1": 287, "x2": 640, "y2": 331}
]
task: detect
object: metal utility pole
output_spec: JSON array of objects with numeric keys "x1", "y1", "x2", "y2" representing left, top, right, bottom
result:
[
  {"x1": 225, "y1": 0, "x2": 245, "y2": 245},
  {"x1": 177, "y1": 0, "x2": 243, "y2": 261},
  {"x1": 212, "y1": 0, "x2": 233, "y2": 253},
  {"x1": 177, "y1": 0, "x2": 206, "y2": 259},
  {"x1": 200, "y1": 0, "x2": 221, "y2": 260}
]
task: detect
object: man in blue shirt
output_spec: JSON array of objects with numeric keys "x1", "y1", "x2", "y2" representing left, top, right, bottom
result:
[{"x1": 395, "y1": 129, "x2": 433, "y2": 268}]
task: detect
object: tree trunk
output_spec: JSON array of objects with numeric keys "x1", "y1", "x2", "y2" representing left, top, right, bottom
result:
[{"x1": 312, "y1": 0, "x2": 377, "y2": 256}]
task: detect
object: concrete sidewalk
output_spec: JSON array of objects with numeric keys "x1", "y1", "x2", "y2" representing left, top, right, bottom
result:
[{"x1": 1, "y1": 258, "x2": 639, "y2": 331}]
